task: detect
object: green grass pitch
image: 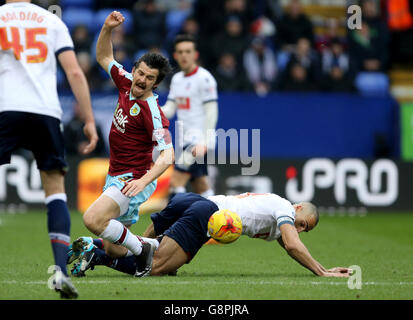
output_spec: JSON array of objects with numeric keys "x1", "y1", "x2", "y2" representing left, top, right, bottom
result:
[{"x1": 0, "y1": 210, "x2": 412, "y2": 300}]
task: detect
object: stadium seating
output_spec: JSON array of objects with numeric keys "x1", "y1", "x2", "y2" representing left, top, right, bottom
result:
[
  {"x1": 94, "y1": 9, "x2": 133, "y2": 34},
  {"x1": 60, "y1": 0, "x2": 94, "y2": 10},
  {"x1": 276, "y1": 51, "x2": 291, "y2": 71},
  {"x1": 355, "y1": 72, "x2": 390, "y2": 97},
  {"x1": 165, "y1": 8, "x2": 192, "y2": 42},
  {"x1": 62, "y1": 8, "x2": 95, "y2": 32}
]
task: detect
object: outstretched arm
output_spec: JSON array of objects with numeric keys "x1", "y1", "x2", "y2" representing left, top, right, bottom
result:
[
  {"x1": 278, "y1": 224, "x2": 351, "y2": 277},
  {"x1": 96, "y1": 11, "x2": 125, "y2": 71}
]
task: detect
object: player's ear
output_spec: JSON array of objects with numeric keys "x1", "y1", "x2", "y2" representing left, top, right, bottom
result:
[{"x1": 195, "y1": 51, "x2": 199, "y2": 61}]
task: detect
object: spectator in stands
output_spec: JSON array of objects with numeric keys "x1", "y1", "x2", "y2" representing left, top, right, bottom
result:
[
  {"x1": 321, "y1": 38, "x2": 349, "y2": 75},
  {"x1": 315, "y1": 18, "x2": 346, "y2": 52},
  {"x1": 76, "y1": 51, "x2": 103, "y2": 91},
  {"x1": 72, "y1": 25, "x2": 92, "y2": 53},
  {"x1": 133, "y1": 0, "x2": 166, "y2": 50},
  {"x1": 222, "y1": 0, "x2": 254, "y2": 31},
  {"x1": 320, "y1": 66, "x2": 356, "y2": 92},
  {"x1": 193, "y1": 0, "x2": 254, "y2": 68},
  {"x1": 113, "y1": 45, "x2": 133, "y2": 73},
  {"x1": 193, "y1": 0, "x2": 223, "y2": 39},
  {"x1": 384, "y1": 0, "x2": 413, "y2": 64},
  {"x1": 275, "y1": 0, "x2": 314, "y2": 52},
  {"x1": 174, "y1": 16, "x2": 211, "y2": 67},
  {"x1": 94, "y1": 0, "x2": 134, "y2": 10},
  {"x1": 278, "y1": 62, "x2": 318, "y2": 92},
  {"x1": 211, "y1": 15, "x2": 249, "y2": 68},
  {"x1": 362, "y1": 0, "x2": 387, "y2": 31},
  {"x1": 243, "y1": 36, "x2": 277, "y2": 96},
  {"x1": 213, "y1": 52, "x2": 250, "y2": 92},
  {"x1": 178, "y1": 15, "x2": 199, "y2": 38},
  {"x1": 348, "y1": 21, "x2": 388, "y2": 72},
  {"x1": 284, "y1": 37, "x2": 320, "y2": 82},
  {"x1": 361, "y1": 0, "x2": 389, "y2": 66},
  {"x1": 64, "y1": 103, "x2": 107, "y2": 157},
  {"x1": 156, "y1": 0, "x2": 195, "y2": 12}
]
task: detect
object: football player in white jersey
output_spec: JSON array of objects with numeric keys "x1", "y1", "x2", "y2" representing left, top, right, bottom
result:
[
  {"x1": 161, "y1": 34, "x2": 218, "y2": 199},
  {"x1": 69, "y1": 192, "x2": 351, "y2": 278},
  {"x1": 0, "y1": 0, "x2": 98, "y2": 298}
]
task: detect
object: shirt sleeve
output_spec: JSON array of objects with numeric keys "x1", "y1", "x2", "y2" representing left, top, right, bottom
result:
[
  {"x1": 200, "y1": 71, "x2": 218, "y2": 104},
  {"x1": 107, "y1": 60, "x2": 133, "y2": 91},
  {"x1": 166, "y1": 75, "x2": 176, "y2": 102},
  {"x1": 143, "y1": 97, "x2": 173, "y2": 151},
  {"x1": 54, "y1": 19, "x2": 74, "y2": 55},
  {"x1": 275, "y1": 206, "x2": 296, "y2": 228}
]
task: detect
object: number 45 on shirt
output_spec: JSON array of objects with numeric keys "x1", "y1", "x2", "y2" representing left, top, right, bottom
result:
[{"x1": 0, "y1": 26, "x2": 47, "y2": 63}]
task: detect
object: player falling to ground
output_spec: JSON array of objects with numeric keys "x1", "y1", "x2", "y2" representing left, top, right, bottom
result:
[
  {"x1": 162, "y1": 34, "x2": 218, "y2": 199},
  {"x1": 78, "y1": 11, "x2": 174, "y2": 278},
  {"x1": 69, "y1": 192, "x2": 351, "y2": 278},
  {"x1": 0, "y1": 0, "x2": 99, "y2": 298}
]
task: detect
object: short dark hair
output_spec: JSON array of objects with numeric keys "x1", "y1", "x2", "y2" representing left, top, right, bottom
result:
[
  {"x1": 134, "y1": 52, "x2": 171, "y2": 85},
  {"x1": 174, "y1": 34, "x2": 197, "y2": 51}
]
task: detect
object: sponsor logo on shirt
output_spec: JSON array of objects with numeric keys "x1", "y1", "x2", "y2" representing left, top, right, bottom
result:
[{"x1": 113, "y1": 104, "x2": 128, "y2": 133}]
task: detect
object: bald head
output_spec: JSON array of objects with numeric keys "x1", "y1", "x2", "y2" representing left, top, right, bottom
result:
[{"x1": 293, "y1": 202, "x2": 319, "y2": 233}]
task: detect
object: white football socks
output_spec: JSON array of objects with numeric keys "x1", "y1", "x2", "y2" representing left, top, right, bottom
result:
[{"x1": 99, "y1": 219, "x2": 143, "y2": 256}]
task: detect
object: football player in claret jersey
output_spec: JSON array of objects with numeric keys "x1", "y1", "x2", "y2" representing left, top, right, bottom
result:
[
  {"x1": 162, "y1": 34, "x2": 218, "y2": 200},
  {"x1": 69, "y1": 192, "x2": 352, "y2": 278},
  {"x1": 0, "y1": 0, "x2": 99, "y2": 298},
  {"x1": 71, "y1": 11, "x2": 174, "y2": 278}
]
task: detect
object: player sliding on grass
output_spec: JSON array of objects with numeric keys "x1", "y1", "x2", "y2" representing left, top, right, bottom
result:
[
  {"x1": 69, "y1": 192, "x2": 351, "y2": 278},
  {"x1": 78, "y1": 11, "x2": 174, "y2": 278}
]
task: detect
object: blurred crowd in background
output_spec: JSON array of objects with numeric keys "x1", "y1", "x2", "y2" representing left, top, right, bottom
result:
[{"x1": 21, "y1": 0, "x2": 413, "y2": 96}]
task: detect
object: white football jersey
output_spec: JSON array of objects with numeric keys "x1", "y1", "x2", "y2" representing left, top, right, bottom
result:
[
  {"x1": 167, "y1": 66, "x2": 218, "y2": 147},
  {"x1": 208, "y1": 193, "x2": 296, "y2": 241},
  {"x1": 0, "y1": 2, "x2": 74, "y2": 120}
]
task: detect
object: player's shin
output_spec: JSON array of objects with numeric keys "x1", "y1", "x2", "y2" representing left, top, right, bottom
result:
[
  {"x1": 99, "y1": 219, "x2": 143, "y2": 256},
  {"x1": 93, "y1": 249, "x2": 136, "y2": 275},
  {"x1": 46, "y1": 193, "x2": 71, "y2": 276}
]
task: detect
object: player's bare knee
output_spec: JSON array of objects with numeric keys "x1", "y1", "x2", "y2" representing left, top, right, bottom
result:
[{"x1": 83, "y1": 210, "x2": 107, "y2": 235}]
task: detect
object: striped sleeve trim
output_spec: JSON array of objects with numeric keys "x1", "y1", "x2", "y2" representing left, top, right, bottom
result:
[
  {"x1": 277, "y1": 215, "x2": 294, "y2": 227},
  {"x1": 202, "y1": 99, "x2": 218, "y2": 104},
  {"x1": 107, "y1": 60, "x2": 133, "y2": 81},
  {"x1": 55, "y1": 46, "x2": 74, "y2": 56}
]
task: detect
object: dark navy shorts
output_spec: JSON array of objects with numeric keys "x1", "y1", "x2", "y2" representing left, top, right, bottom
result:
[
  {"x1": 0, "y1": 111, "x2": 67, "y2": 172},
  {"x1": 150, "y1": 192, "x2": 218, "y2": 262},
  {"x1": 174, "y1": 159, "x2": 208, "y2": 180},
  {"x1": 174, "y1": 145, "x2": 208, "y2": 180}
]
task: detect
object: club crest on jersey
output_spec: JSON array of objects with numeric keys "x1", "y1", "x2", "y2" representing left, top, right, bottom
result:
[{"x1": 130, "y1": 104, "x2": 140, "y2": 116}]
